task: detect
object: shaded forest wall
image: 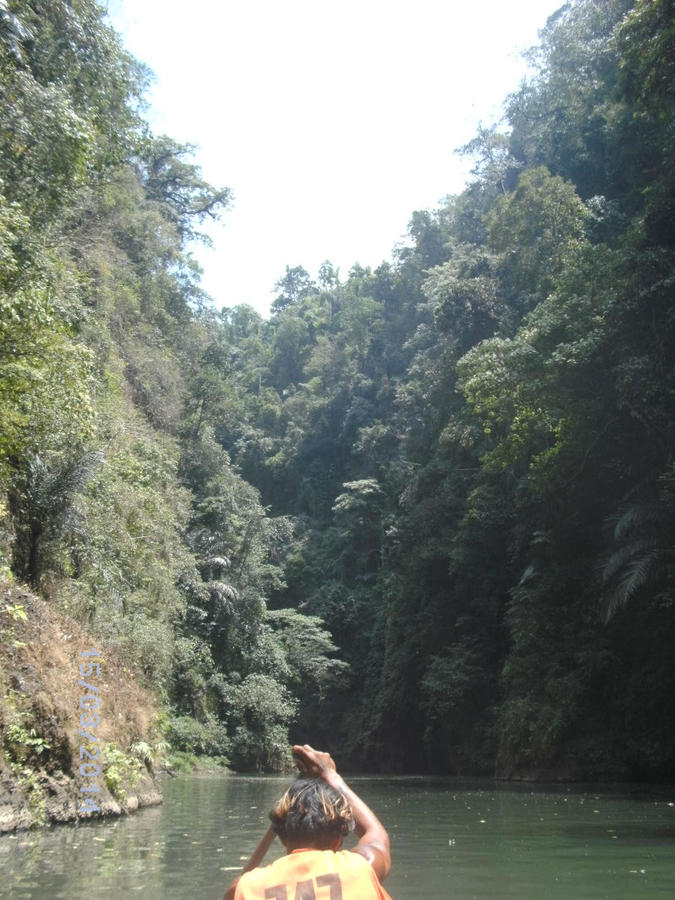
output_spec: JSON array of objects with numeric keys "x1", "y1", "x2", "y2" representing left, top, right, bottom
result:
[{"x1": 1, "y1": 0, "x2": 674, "y2": 783}]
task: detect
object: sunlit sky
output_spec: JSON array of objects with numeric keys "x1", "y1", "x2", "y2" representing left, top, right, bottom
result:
[{"x1": 106, "y1": 0, "x2": 562, "y2": 317}]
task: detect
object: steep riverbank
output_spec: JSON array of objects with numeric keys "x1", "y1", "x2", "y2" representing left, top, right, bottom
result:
[{"x1": 0, "y1": 583, "x2": 163, "y2": 832}]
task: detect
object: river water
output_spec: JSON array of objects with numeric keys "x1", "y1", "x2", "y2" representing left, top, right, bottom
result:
[{"x1": 2, "y1": 774, "x2": 674, "y2": 898}]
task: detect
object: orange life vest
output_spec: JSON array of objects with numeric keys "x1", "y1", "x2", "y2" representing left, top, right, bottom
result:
[{"x1": 234, "y1": 848, "x2": 392, "y2": 900}]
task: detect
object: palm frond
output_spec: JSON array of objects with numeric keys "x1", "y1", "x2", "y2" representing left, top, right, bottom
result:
[
  {"x1": 601, "y1": 538, "x2": 656, "y2": 584},
  {"x1": 603, "y1": 548, "x2": 660, "y2": 623}
]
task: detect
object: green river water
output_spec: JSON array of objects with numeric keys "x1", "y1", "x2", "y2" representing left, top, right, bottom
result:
[{"x1": 2, "y1": 775, "x2": 674, "y2": 898}]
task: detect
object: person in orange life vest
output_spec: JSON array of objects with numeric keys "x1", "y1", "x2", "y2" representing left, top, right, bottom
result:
[{"x1": 224, "y1": 744, "x2": 392, "y2": 900}]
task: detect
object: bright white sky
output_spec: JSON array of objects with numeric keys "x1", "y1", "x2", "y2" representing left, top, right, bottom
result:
[{"x1": 107, "y1": 0, "x2": 562, "y2": 317}]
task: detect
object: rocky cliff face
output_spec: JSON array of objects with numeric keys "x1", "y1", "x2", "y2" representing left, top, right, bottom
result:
[{"x1": 0, "y1": 584, "x2": 163, "y2": 832}]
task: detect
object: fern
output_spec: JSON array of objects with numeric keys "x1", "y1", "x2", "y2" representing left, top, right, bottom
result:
[{"x1": 603, "y1": 548, "x2": 660, "y2": 623}]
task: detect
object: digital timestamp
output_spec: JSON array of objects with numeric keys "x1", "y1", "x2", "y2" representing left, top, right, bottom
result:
[{"x1": 77, "y1": 648, "x2": 104, "y2": 814}]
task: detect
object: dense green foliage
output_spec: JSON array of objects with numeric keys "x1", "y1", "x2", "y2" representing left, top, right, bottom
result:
[
  {"x1": 0, "y1": 0, "x2": 345, "y2": 772},
  {"x1": 2, "y1": 0, "x2": 673, "y2": 778}
]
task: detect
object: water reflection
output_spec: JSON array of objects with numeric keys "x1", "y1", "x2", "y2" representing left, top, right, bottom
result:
[{"x1": 2, "y1": 776, "x2": 674, "y2": 899}]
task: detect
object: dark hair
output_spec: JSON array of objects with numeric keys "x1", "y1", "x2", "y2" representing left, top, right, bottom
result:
[{"x1": 269, "y1": 777, "x2": 354, "y2": 850}]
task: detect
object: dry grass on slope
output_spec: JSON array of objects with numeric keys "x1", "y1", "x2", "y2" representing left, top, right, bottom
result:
[{"x1": 0, "y1": 582, "x2": 164, "y2": 831}]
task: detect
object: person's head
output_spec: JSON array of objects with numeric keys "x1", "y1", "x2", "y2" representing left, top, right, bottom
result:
[{"x1": 269, "y1": 777, "x2": 354, "y2": 851}]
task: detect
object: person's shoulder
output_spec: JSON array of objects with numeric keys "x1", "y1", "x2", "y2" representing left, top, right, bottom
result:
[
  {"x1": 237, "y1": 855, "x2": 285, "y2": 886},
  {"x1": 235, "y1": 855, "x2": 287, "y2": 898},
  {"x1": 338, "y1": 848, "x2": 375, "y2": 870},
  {"x1": 339, "y1": 850, "x2": 391, "y2": 898}
]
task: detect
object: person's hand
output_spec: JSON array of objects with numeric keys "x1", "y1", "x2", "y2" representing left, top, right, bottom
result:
[{"x1": 292, "y1": 744, "x2": 337, "y2": 779}]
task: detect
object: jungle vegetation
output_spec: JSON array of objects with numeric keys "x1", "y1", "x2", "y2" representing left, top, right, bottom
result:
[{"x1": 1, "y1": 0, "x2": 673, "y2": 779}]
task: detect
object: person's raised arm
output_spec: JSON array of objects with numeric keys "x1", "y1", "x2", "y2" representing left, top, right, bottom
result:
[{"x1": 291, "y1": 744, "x2": 391, "y2": 882}]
